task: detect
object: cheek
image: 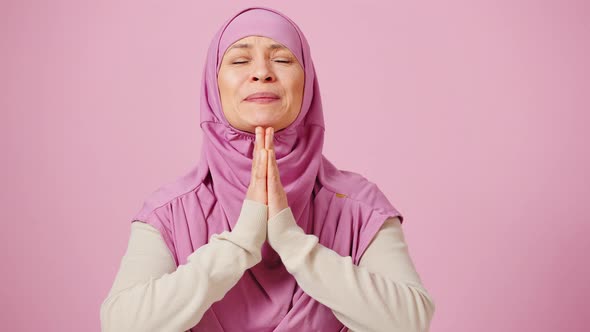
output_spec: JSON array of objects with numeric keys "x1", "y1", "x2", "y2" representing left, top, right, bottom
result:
[
  {"x1": 218, "y1": 72, "x2": 243, "y2": 95},
  {"x1": 283, "y1": 72, "x2": 302, "y2": 94},
  {"x1": 288, "y1": 74, "x2": 305, "y2": 98}
]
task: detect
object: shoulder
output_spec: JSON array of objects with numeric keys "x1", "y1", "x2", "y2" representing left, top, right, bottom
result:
[
  {"x1": 131, "y1": 220, "x2": 161, "y2": 233},
  {"x1": 132, "y1": 166, "x2": 209, "y2": 222},
  {"x1": 324, "y1": 169, "x2": 399, "y2": 216},
  {"x1": 382, "y1": 216, "x2": 402, "y2": 227}
]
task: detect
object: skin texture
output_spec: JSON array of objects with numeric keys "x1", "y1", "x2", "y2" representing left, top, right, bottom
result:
[{"x1": 217, "y1": 35, "x2": 304, "y2": 134}]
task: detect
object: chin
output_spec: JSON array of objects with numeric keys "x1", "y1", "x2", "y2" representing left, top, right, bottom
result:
[
  {"x1": 244, "y1": 115, "x2": 281, "y2": 129},
  {"x1": 248, "y1": 120, "x2": 278, "y2": 130}
]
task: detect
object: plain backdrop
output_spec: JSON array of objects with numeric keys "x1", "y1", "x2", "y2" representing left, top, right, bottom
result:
[{"x1": 1, "y1": 0, "x2": 588, "y2": 331}]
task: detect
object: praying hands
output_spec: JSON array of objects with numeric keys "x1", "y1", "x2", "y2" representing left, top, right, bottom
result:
[{"x1": 245, "y1": 126, "x2": 289, "y2": 220}]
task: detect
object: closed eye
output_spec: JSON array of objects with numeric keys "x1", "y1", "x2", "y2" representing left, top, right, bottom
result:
[{"x1": 231, "y1": 60, "x2": 292, "y2": 64}]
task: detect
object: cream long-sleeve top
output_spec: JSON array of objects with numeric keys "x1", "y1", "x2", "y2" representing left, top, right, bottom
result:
[{"x1": 100, "y1": 200, "x2": 435, "y2": 332}]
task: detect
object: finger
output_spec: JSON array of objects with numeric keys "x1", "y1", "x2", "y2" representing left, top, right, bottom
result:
[
  {"x1": 253, "y1": 127, "x2": 261, "y2": 159},
  {"x1": 265, "y1": 126, "x2": 276, "y2": 151},
  {"x1": 251, "y1": 127, "x2": 262, "y2": 179},
  {"x1": 271, "y1": 149, "x2": 280, "y2": 182},
  {"x1": 267, "y1": 149, "x2": 279, "y2": 193},
  {"x1": 259, "y1": 149, "x2": 268, "y2": 178},
  {"x1": 267, "y1": 148, "x2": 274, "y2": 194},
  {"x1": 258, "y1": 149, "x2": 268, "y2": 201},
  {"x1": 255, "y1": 126, "x2": 263, "y2": 152},
  {"x1": 250, "y1": 141, "x2": 259, "y2": 182},
  {"x1": 268, "y1": 127, "x2": 274, "y2": 151}
]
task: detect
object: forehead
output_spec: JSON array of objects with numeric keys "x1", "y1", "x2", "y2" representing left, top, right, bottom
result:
[{"x1": 226, "y1": 36, "x2": 291, "y2": 53}]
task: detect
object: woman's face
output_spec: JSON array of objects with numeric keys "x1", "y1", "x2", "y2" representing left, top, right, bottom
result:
[{"x1": 218, "y1": 35, "x2": 304, "y2": 133}]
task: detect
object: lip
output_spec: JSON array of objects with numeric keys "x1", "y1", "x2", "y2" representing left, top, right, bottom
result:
[{"x1": 244, "y1": 92, "x2": 280, "y2": 101}]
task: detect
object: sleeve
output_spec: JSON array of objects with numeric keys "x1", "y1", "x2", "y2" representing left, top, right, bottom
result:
[
  {"x1": 266, "y1": 208, "x2": 436, "y2": 332},
  {"x1": 100, "y1": 199, "x2": 268, "y2": 332}
]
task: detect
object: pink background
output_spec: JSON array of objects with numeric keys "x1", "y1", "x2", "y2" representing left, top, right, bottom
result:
[{"x1": 2, "y1": 0, "x2": 588, "y2": 331}]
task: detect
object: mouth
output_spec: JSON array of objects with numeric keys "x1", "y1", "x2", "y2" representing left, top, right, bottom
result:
[
  {"x1": 244, "y1": 97, "x2": 281, "y2": 104},
  {"x1": 244, "y1": 92, "x2": 281, "y2": 103}
]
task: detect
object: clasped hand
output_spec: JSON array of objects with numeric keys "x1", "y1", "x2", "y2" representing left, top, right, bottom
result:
[{"x1": 245, "y1": 126, "x2": 289, "y2": 220}]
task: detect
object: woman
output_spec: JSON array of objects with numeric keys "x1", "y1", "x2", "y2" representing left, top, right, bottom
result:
[{"x1": 101, "y1": 6, "x2": 435, "y2": 332}]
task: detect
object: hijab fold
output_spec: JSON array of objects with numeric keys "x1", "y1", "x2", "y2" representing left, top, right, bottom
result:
[{"x1": 132, "y1": 6, "x2": 403, "y2": 331}]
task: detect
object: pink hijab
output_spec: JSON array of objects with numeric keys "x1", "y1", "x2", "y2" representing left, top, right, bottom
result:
[{"x1": 132, "y1": 6, "x2": 403, "y2": 331}]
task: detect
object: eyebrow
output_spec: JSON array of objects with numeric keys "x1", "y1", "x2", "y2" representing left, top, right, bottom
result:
[{"x1": 227, "y1": 43, "x2": 287, "y2": 51}]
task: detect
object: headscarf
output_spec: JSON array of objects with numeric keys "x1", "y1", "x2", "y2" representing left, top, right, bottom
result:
[{"x1": 131, "y1": 6, "x2": 403, "y2": 331}]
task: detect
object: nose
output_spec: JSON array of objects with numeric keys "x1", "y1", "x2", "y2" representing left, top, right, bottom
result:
[{"x1": 250, "y1": 61, "x2": 275, "y2": 83}]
